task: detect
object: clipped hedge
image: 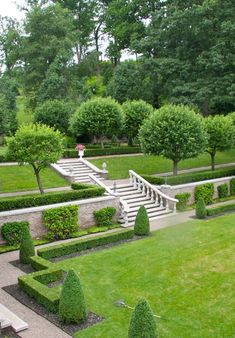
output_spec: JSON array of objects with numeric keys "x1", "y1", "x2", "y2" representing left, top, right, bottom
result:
[
  {"x1": 0, "y1": 187, "x2": 105, "y2": 212},
  {"x1": 230, "y1": 178, "x2": 235, "y2": 196},
  {"x1": 71, "y1": 182, "x2": 95, "y2": 190},
  {"x1": 93, "y1": 207, "x2": 116, "y2": 227},
  {"x1": 30, "y1": 256, "x2": 53, "y2": 271},
  {"x1": 175, "y1": 193, "x2": 191, "y2": 211},
  {"x1": 195, "y1": 183, "x2": 214, "y2": 205},
  {"x1": 64, "y1": 146, "x2": 141, "y2": 158},
  {"x1": 1, "y1": 221, "x2": 29, "y2": 245},
  {"x1": 141, "y1": 175, "x2": 165, "y2": 185},
  {"x1": 38, "y1": 229, "x2": 134, "y2": 260},
  {"x1": 207, "y1": 203, "x2": 235, "y2": 216},
  {"x1": 18, "y1": 268, "x2": 63, "y2": 312},
  {"x1": 217, "y1": 184, "x2": 229, "y2": 199}
]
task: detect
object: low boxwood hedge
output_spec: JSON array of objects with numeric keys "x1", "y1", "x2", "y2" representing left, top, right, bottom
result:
[
  {"x1": 0, "y1": 187, "x2": 105, "y2": 212},
  {"x1": 38, "y1": 229, "x2": 134, "y2": 260},
  {"x1": 30, "y1": 256, "x2": 53, "y2": 271},
  {"x1": 64, "y1": 146, "x2": 141, "y2": 158},
  {"x1": 207, "y1": 203, "x2": 235, "y2": 216}
]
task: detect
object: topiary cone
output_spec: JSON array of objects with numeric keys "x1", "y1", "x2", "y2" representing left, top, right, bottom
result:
[
  {"x1": 134, "y1": 206, "x2": 150, "y2": 236},
  {"x1": 196, "y1": 197, "x2": 207, "y2": 219},
  {"x1": 128, "y1": 298, "x2": 157, "y2": 338},
  {"x1": 19, "y1": 228, "x2": 35, "y2": 264},
  {"x1": 59, "y1": 269, "x2": 87, "y2": 324}
]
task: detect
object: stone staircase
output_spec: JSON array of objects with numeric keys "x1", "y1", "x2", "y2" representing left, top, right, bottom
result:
[
  {"x1": 0, "y1": 304, "x2": 28, "y2": 333},
  {"x1": 53, "y1": 158, "x2": 106, "y2": 184}
]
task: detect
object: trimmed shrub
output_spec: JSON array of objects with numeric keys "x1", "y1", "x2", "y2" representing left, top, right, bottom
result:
[
  {"x1": 59, "y1": 270, "x2": 87, "y2": 324},
  {"x1": 128, "y1": 299, "x2": 157, "y2": 338},
  {"x1": 43, "y1": 205, "x2": 79, "y2": 240},
  {"x1": 93, "y1": 207, "x2": 116, "y2": 227},
  {"x1": 38, "y1": 229, "x2": 134, "y2": 259},
  {"x1": 142, "y1": 175, "x2": 165, "y2": 185},
  {"x1": 217, "y1": 184, "x2": 229, "y2": 199},
  {"x1": 19, "y1": 228, "x2": 35, "y2": 264},
  {"x1": 134, "y1": 206, "x2": 150, "y2": 236},
  {"x1": 175, "y1": 193, "x2": 191, "y2": 211},
  {"x1": 230, "y1": 178, "x2": 235, "y2": 196},
  {"x1": 195, "y1": 183, "x2": 214, "y2": 205},
  {"x1": 195, "y1": 197, "x2": 207, "y2": 219},
  {"x1": 63, "y1": 146, "x2": 141, "y2": 158},
  {"x1": 1, "y1": 221, "x2": 29, "y2": 245},
  {"x1": 0, "y1": 186, "x2": 105, "y2": 212},
  {"x1": 207, "y1": 202, "x2": 235, "y2": 216},
  {"x1": 71, "y1": 182, "x2": 94, "y2": 190}
]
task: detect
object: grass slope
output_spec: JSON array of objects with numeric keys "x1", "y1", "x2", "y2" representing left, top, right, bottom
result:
[
  {"x1": 91, "y1": 149, "x2": 235, "y2": 179},
  {"x1": 55, "y1": 214, "x2": 235, "y2": 337},
  {"x1": 0, "y1": 165, "x2": 68, "y2": 193}
]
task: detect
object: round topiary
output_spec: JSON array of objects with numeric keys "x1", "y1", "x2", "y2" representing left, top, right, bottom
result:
[
  {"x1": 134, "y1": 206, "x2": 150, "y2": 236},
  {"x1": 128, "y1": 298, "x2": 157, "y2": 338},
  {"x1": 59, "y1": 269, "x2": 87, "y2": 324},
  {"x1": 19, "y1": 228, "x2": 35, "y2": 264},
  {"x1": 196, "y1": 197, "x2": 207, "y2": 219}
]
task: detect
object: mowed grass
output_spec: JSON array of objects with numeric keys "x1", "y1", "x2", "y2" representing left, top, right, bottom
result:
[
  {"x1": 91, "y1": 148, "x2": 235, "y2": 179},
  {"x1": 0, "y1": 165, "x2": 68, "y2": 193},
  {"x1": 55, "y1": 214, "x2": 235, "y2": 338}
]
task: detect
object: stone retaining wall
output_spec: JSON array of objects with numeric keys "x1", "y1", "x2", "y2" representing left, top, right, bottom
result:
[
  {"x1": 160, "y1": 176, "x2": 235, "y2": 205},
  {"x1": 0, "y1": 196, "x2": 120, "y2": 244}
]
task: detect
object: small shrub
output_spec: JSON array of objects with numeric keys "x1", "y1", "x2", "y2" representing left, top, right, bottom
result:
[
  {"x1": 128, "y1": 298, "x2": 157, "y2": 338},
  {"x1": 230, "y1": 178, "x2": 235, "y2": 196},
  {"x1": 59, "y1": 270, "x2": 87, "y2": 324},
  {"x1": 71, "y1": 182, "x2": 93, "y2": 190},
  {"x1": 195, "y1": 183, "x2": 214, "y2": 205},
  {"x1": 196, "y1": 197, "x2": 207, "y2": 219},
  {"x1": 1, "y1": 221, "x2": 29, "y2": 246},
  {"x1": 43, "y1": 205, "x2": 79, "y2": 240},
  {"x1": 207, "y1": 202, "x2": 235, "y2": 216},
  {"x1": 93, "y1": 207, "x2": 116, "y2": 227},
  {"x1": 175, "y1": 193, "x2": 191, "y2": 211},
  {"x1": 217, "y1": 183, "x2": 229, "y2": 199},
  {"x1": 134, "y1": 206, "x2": 150, "y2": 236},
  {"x1": 19, "y1": 228, "x2": 35, "y2": 264}
]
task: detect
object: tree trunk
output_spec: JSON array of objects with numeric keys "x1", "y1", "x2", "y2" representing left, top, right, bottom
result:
[
  {"x1": 211, "y1": 153, "x2": 215, "y2": 171},
  {"x1": 33, "y1": 167, "x2": 44, "y2": 194},
  {"x1": 173, "y1": 160, "x2": 178, "y2": 176}
]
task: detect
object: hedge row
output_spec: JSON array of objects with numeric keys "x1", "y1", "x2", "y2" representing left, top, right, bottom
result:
[
  {"x1": 18, "y1": 268, "x2": 63, "y2": 312},
  {"x1": 64, "y1": 146, "x2": 141, "y2": 158},
  {"x1": 30, "y1": 256, "x2": 53, "y2": 271},
  {"x1": 38, "y1": 229, "x2": 134, "y2": 259},
  {"x1": 143, "y1": 167, "x2": 235, "y2": 186},
  {"x1": 0, "y1": 187, "x2": 105, "y2": 212},
  {"x1": 207, "y1": 203, "x2": 235, "y2": 216}
]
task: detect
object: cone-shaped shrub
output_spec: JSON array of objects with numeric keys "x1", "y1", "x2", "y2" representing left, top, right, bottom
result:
[
  {"x1": 59, "y1": 269, "x2": 87, "y2": 324},
  {"x1": 19, "y1": 228, "x2": 35, "y2": 264},
  {"x1": 128, "y1": 298, "x2": 157, "y2": 338},
  {"x1": 196, "y1": 197, "x2": 207, "y2": 219},
  {"x1": 134, "y1": 206, "x2": 150, "y2": 236}
]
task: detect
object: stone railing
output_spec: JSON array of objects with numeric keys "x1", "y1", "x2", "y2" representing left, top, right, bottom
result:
[
  {"x1": 89, "y1": 174, "x2": 117, "y2": 196},
  {"x1": 129, "y1": 170, "x2": 178, "y2": 212}
]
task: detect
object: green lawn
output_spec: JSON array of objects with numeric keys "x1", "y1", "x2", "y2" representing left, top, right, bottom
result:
[
  {"x1": 91, "y1": 148, "x2": 235, "y2": 179},
  {"x1": 0, "y1": 165, "x2": 68, "y2": 193},
  {"x1": 54, "y1": 214, "x2": 235, "y2": 338}
]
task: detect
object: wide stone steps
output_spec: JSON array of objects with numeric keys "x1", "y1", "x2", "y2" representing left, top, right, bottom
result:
[{"x1": 0, "y1": 304, "x2": 28, "y2": 333}]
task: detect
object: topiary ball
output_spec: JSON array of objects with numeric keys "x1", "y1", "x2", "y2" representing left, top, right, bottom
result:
[
  {"x1": 134, "y1": 206, "x2": 150, "y2": 236},
  {"x1": 196, "y1": 197, "x2": 207, "y2": 219}
]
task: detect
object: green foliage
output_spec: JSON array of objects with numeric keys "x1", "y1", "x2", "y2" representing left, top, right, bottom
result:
[
  {"x1": 43, "y1": 205, "x2": 79, "y2": 240},
  {"x1": 34, "y1": 100, "x2": 75, "y2": 133},
  {"x1": 195, "y1": 197, "x2": 207, "y2": 219},
  {"x1": 59, "y1": 270, "x2": 87, "y2": 324},
  {"x1": 30, "y1": 255, "x2": 53, "y2": 271},
  {"x1": 71, "y1": 182, "x2": 94, "y2": 190},
  {"x1": 175, "y1": 193, "x2": 191, "y2": 211},
  {"x1": 70, "y1": 97, "x2": 123, "y2": 146},
  {"x1": 230, "y1": 178, "x2": 235, "y2": 196},
  {"x1": 0, "y1": 186, "x2": 105, "y2": 212},
  {"x1": 207, "y1": 203, "x2": 235, "y2": 216},
  {"x1": 139, "y1": 104, "x2": 207, "y2": 175},
  {"x1": 64, "y1": 146, "x2": 141, "y2": 158},
  {"x1": 6, "y1": 123, "x2": 64, "y2": 194},
  {"x1": 128, "y1": 298, "x2": 157, "y2": 338},
  {"x1": 195, "y1": 183, "x2": 214, "y2": 205},
  {"x1": 204, "y1": 115, "x2": 234, "y2": 170},
  {"x1": 134, "y1": 206, "x2": 150, "y2": 236},
  {"x1": 19, "y1": 228, "x2": 35, "y2": 264},
  {"x1": 38, "y1": 229, "x2": 134, "y2": 259},
  {"x1": 1, "y1": 221, "x2": 29, "y2": 246},
  {"x1": 93, "y1": 207, "x2": 116, "y2": 227},
  {"x1": 0, "y1": 94, "x2": 18, "y2": 135},
  {"x1": 122, "y1": 100, "x2": 154, "y2": 145},
  {"x1": 141, "y1": 175, "x2": 165, "y2": 185},
  {"x1": 217, "y1": 184, "x2": 229, "y2": 199}
]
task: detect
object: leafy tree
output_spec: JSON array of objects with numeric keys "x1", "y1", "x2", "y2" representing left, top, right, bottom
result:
[
  {"x1": 59, "y1": 269, "x2": 87, "y2": 324},
  {"x1": 139, "y1": 104, "x2": 207, "y2": 175},
  {"x1": 6, "y1": 123, "x2": 64, "y2": 194},
  {"x1": 34, "y1": 100, "x2": 74, "y2": 133},
  {"x1": 204, "y1": 115, "x2": 234, "y2": 170},
  {"x1": 123, "y1": 100, "x2": 154, "y2": 145},
  {"x1": 0, "y1": 94, "x2": 17, "y2": 136},
  {"x1": 70, "y1": 97, "x2": 123, "y2": 147},
  {"x1": 128, "y1": 298, "x2": 157, "y2": 338},
  {"x1": 134, "y1": 206, "x2": 150, "y2": 236},
  {"x1": 19, "y1": 227, "x2": 35, "y2": 264}
]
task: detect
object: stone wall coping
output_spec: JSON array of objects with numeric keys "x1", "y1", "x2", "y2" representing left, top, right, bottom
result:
[
  {"x1": 165, "y1": 175, "x2": 235, "y2": 190},
  {"x1": 0, "y1": 195, "x2": 118, "y2": 217}
]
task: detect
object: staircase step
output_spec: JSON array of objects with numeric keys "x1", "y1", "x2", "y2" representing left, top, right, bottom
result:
[
  {"x1": 127, "y1": 199, "x2": 157, "y2": 207},
  {"x1": 119, "y1": 209, "x2": 171, "y2": 223},
  {"x1": 128, "y1": 203, "x2": 160, "y2": 212},
  {"x1": 0, "y1": 304, "x2": 28, "y2": 333},
  {"x1": 127, "y1": 206, "x2": 165, "y2": 218},
  {"x1": 121, "y1": 193, "x2": 145, "y2": 200},
  {"x1": 117, "y1": 189, "x2": 142, "y2": 196},
  {"x1": 0, "y1": 317, "x2": 12, "y2": 329}
]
